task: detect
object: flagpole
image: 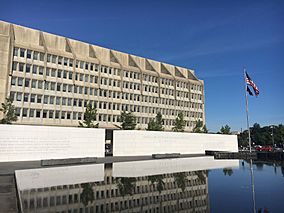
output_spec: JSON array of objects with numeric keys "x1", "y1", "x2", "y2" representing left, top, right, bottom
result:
[{"x1": 244, "y1": 68, "x2": 252, "y2": 153}]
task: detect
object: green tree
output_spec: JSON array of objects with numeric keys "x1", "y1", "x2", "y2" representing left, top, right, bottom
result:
[
  {"x1": 238, "y1": 123, "x2": 284, "y2": 147},
  {"x1": 173, "y1": 172, "x2": 187, "y2": 192},
  {"x1": 120, "y1": 111, "x2": 136, "y2": 130},
  {"x1": 0, "y1": 97, "x2": 17, "y2": 124},
  {"x1": 148, "y1": 175, "x2": 164, "y2": 193},
  {"x1": 195, "y1": 170, "x2": 207, "y2": 184},
  {"x1": 202, "y1": 125, "x2": 209, "y2": 133},
  {"x1": 192, "y1": 119, "x2": 207, "y2": 133},
  {"x1": 116, "y1": 177, "x2": 136, "y2": 197},
  {"x1": 220, "y1": 125, "x2": 231, "y2": 134},
  {"x1": 80, "y1": 183, "x2": 94, "y2": 206},
  {"x1": 172, "y1": 112, "x2": 186, "y2": 132},
  {"x1": 223, "y1": 168, "x2": 233, "y2": 176},
  {"x1": 147, "y1": 112, "x2": 164, "y2": 131},
  {"x1": 79, "y1": 103, "x2": 98, "y2": 128}
]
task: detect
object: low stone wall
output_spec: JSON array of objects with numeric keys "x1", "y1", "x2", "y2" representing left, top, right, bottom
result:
[
  {"x1": 0, "y1": 124, "x2": 105, "y2": 162},
  {"x1": 113, "y1": 130, "x2": 238, "y2": 156}
]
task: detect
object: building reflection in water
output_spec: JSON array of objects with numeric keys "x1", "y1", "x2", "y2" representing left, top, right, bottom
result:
[{"x1": 16, "y1": 157, "x2": 239, "y2": 213}]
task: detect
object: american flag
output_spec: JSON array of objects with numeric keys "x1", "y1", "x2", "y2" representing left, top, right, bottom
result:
[{"x1": 246, "y1": 72, "x2": 259, "y2": 96}]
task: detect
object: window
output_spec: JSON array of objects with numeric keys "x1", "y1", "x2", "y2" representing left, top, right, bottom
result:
[
  {"x1": 20, "y1": 48, "x2": 25, "y2": 57},
  {"x1": 68, "y1": 72, "x2": 73, "y2": 80},
  {"x1": 80, "y1": 74, "x2": 84, "y2": 81},
  {"x1": 19, "y1": 63, "x2": 24, "y2": 72},
  {"x1": 32, "y1": 65, "x2": 37, "y2": 74},
  {"x1": 80, "y1": 61, "x2": 84, "y2": 69},
  {"x1": 29, "y1": 109, "x2": 35, "y2": 117},
  {"x1": 24, "y1": 79, "x2": 30, "y2": 87},
  {"x1": 38, "y1": 81, "x2": 43, "y2": 89},
  {"x1": 68, "y1": 85, "x2": 73, "y2": 93},
  {"x1": 44, "y1": 96, "x2": 48, "y2": 104},
  {"x1": 46, "y1": 68, "x2": 50, "y2": 76},
  {"x1": 50, "y1": 96, "x2": 54, "y2": 104},
  {"x1": 63, "y1": 70, "x2": 67, "y2": 79},
  {"x1": 39, "y1": 67, "x2": 44, "y2": 75},
  {"x1": 33, "y1": 51, "x2": 39, "y2": 60},
  {"x1": 50, "y1": 82, "x2": 55, "y2": 90},
  {"x1": 31, "y1": 80, "x2": 37, "y2": 88},
  {"x1": 13, "y1": 47, "x2": 19, "y2": 57},
  {"x1": 37, "y1": 95, "x2": 42, "y2": 103},
  {"x1": 18, "y1": 78, "x2": 23, "y2": 86},
  {"x1": 62, "y1": 84, "x2": 67, "y2": 92},
  {"x1": 57, "y1": 83, "x2": 61, "y2": 92},
  {"x1": 26, "y1": 64, "x2": 31, "y2": 73},
  {"x1": 85, "y1": 75, "x2": 89, "y2": 82},
  {"x1": 12, "y1": 62, "x2": 17, "y2": 71},
  {"x1": 27, "y1": 50, "x2": 32, "y2": 59},
  {"x1": 24, "y1": 93, "x2": 29, "y2": 102},
  {"x1": 36, "y1": 110, "x2": 41, "y2": 118},
  {"x1": 16, "y1": 92, "x2": 22, "y2": 101},
  {"x1": 58, "y1": 57, "x2": 62, "y2": 65},
  {"x1": 11, "y1": 77, "x2": 16, "y2": 86},
  {"x1": 62, "y1": 97, "x2": 66, "y2": 105},
  {"x1": 61, "y1": 111, "x2": 65, "y2": 119},
  {"x1": 49, "y1": 111, "x2": 54, "y2": 119},
  {"x1": 40, "y1": 52, "x2": 44, "y2": 61},
  {"x1": 57, "y1": 70, "x2": 62, "y2": 78},
  {"x1": 22, "y1": 108, "x2": 28, "y2": 117},
  {"x1": 43, "y1": 110, "x2": 47, "y2": 118},
  {"x1": 30, "y1": 94, "x2": 36, "y2": 102},
  {"x1": 47, "y1": 54, "x2": 51, "y2": 62}
]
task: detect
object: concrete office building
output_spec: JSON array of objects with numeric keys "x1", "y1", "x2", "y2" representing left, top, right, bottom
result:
[{"x1": 0, "y1": 20, "x2": 205, "y2": 131}]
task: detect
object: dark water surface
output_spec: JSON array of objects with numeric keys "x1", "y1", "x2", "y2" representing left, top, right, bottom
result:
[
  {"x1": 15, "y1": 157, "x2": 284, "y2": 213},
  {"x1": 209, "y1": 160, "x2": 284, "y2": 213}
]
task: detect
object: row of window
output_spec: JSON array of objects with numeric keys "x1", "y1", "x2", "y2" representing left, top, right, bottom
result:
[
  {"x1": 13, "y1": 62, "x2": 199, "y2": 98},
  {"x1": 11, "y1": 92, "x2": 201, "y2": 119},
  {"x1": 13, "y1": 48, "x2": 44, "y2": 61},
  {"x1": 10, "y1": 89, "x2": 195, "y2": 116},
  {"x1": 13, "y1": 47, "x2": 203, "y2": 91},
  {"x1": 15, "y1": 107, "x2": 202, "y2": 126},
  {"x1": 11, "y1": 77, "x2": 197, "y2": 106},
  {"x1": 23, "y1": 188, "x2": 207, "y2": 213}
]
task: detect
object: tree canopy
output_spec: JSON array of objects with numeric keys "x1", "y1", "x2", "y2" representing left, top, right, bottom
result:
[
  {"x1": 147, "y1": 112, "x2": 164, "y2": 131},
  {"x1": 220, "y1": 125, "x2": 231, "y2": 134},
  {"x1": 192, "y1": 119, "x2": 208, "y2": 133},
  {"x1": 172, "y1": 112, "x2": 186, "y2": 132},
  {"x1": 120, "y1": 111, "x2": 136, "y2": 130},
  {"x1": 0, "y1": 98, "x2": 17, "y2": 124},
  {"x1": 79, "y1": 103, "x2": 98, "y2": 128},
  {"x1": 238, "y1": 123, "x2": 284, "y2": 147},
  {"x1": 80, "y1": 183, "x2": 94, "y2": 206}
]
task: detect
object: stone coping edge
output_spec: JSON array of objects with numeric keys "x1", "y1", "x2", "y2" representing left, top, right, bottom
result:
[{"x1": 41, "y1": 157, "x2": 98, "y2": 166}]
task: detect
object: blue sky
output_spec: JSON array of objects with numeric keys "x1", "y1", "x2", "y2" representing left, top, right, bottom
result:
[{"x1": 1, "y1": 0, "x2": 283, "y2": 132}]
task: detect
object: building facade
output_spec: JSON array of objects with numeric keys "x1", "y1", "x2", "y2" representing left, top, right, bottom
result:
[{"x1": 0, "y1": 21, "x2": 205, "y2": 131}]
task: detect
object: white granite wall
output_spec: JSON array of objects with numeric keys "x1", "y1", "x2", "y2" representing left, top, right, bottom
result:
[
  {"x1": 113, "y1": 130, "x2": 238, "y2": 156},
  {"x1": 0, "y1": 124, "x2": 105, "y2": 162}
]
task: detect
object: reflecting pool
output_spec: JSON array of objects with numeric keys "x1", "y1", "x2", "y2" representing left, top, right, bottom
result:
[{"x1": 15, "y1": 157, "x2": 284, "y2": 213}]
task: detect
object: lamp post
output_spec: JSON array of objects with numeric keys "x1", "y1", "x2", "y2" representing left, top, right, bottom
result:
[{"x1": 270, "y1": 125, "x2": 275, "y2": 148}]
